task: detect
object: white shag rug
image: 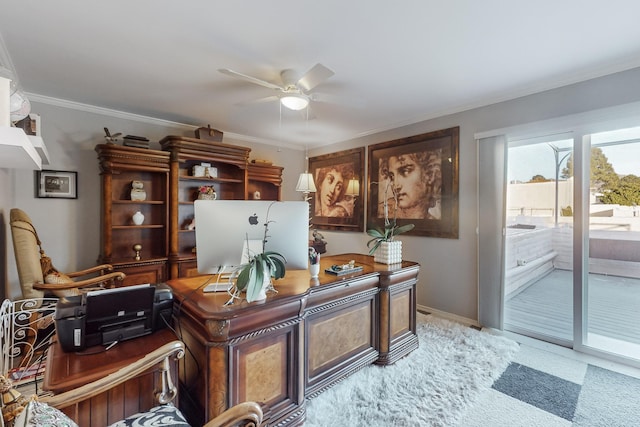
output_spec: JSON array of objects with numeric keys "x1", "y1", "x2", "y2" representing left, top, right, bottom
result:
[{"x1": 304, "y1": 313, "x2": 520, "y2": 427}]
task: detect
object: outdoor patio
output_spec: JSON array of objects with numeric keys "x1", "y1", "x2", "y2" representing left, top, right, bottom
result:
[{"x1": 504, "y1": 268, "x2": 640, "y2": 348}]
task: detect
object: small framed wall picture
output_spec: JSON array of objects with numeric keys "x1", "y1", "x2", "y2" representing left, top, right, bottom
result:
[{"x1": 36, "y1": 170, "x2": 78, "y2": 199}]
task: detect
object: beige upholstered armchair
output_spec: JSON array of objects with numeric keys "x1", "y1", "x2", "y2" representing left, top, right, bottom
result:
[{"x1": 10, "y1": 208, "x2": 125, "y2": 299}]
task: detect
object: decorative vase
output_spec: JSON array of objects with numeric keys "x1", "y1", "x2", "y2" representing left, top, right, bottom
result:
[
  {"x1": 205, "y1": 166, "x2": 218, "y2": 178},
  {"x1": 197, "y1": 186, "x2": 217, "y2": 200},
  {"x1": 192, "y1": 164, "x2": 206, "y2": 177},
  {"x1": 130, "y1": 181, "x2": 147, "y2": 201},
  {"x1": 198, "y1": 193, "x2": 217, "y2": 200},
  {"x1": 252, "y1": 273, "x2": 271, "y2": 302},
  {"x1": 374, "y1": 240, "x2": 402, "y2": 264},
  {"x1": 309, "y1": 262, "x2": 320, "y2": 278},
  {"x1": 132, "y1": 211, "x2": 145, "y2": 225}
]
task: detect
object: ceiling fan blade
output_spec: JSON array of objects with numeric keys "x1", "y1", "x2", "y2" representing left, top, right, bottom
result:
[
  {"x1": 218, "y1": 68, "x2": 283, "y2": 90},
  {"x1": 297, "y1": 63, "x2": 334, "y2": 92},
  {"x1": 309, "y1": 92, "x2": 343, "y2": 104},
  {"x1": 236, "y1": 95, "x2": 280, "y2": 106}
]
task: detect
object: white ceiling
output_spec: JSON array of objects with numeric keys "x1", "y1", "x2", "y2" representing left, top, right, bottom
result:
[{"x1": 2, "y1": 1, "x2": 640, "y2": 149}]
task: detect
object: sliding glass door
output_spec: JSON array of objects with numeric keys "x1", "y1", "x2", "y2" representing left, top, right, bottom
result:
[
  {"x1": 502, "y1": 126, "x2": 640, "y2": 363},
  {"x1": 503, "y1": 136, "x2": 574, "y2": 345},
  {"x1": 584, "y1": 128, "x2": 640, "y2": 360}
]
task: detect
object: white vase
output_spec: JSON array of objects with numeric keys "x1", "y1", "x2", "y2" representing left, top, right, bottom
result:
[
  {"x1": 132, "y1": 211, "x2": 145, "y2": 225},
  {"x1": 374, "y1": 240, "x2": 402, "y2": 264},
  {"x1": 309, "y1": 262, "x2": 320, "y2": 278},
  {"x1": 130, "y1": 181, "x2": 146, "y2": 201},
  {"x1": 247, "y1": 272, "x2": 271, "y2": 302}
]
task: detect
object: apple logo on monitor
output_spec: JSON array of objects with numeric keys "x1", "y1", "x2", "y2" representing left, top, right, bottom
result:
[{"x1": 248, "y1": 213, "x2": 259, "y2": 225}]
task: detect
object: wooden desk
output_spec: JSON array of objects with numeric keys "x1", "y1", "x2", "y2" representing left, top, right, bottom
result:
[
  {"x1": 44, "y1": 328, "x2": 179, "y2": 427},
  {"x1": 168, "y1": 253, "x2": 419, "y2": 427}
]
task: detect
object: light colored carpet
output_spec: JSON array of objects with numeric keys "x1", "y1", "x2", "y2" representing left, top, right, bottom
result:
[
  {"x1": 460, "y1": 337, "x2": 640, "y2": 426},
  {"x1": 572, "y1": 365, "x2": 640, "y2": 427},
  {"x1": 304, "y1": 313, "x2": 519, "y2": 427}
]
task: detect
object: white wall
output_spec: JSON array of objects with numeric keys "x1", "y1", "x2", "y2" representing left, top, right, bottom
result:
[{"x1": 3, "y1": 66, "x2": 640, "y2": 321}]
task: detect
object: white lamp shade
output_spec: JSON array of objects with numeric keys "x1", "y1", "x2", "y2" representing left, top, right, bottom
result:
[
  {"x1": 345, "y1": 178, "x2": 360, "y2": 196},
  {"x1": 281, "y1": 94, "x2": 309, "y2": 111},
  {"x1": 295, "y1": 173, "x2": 317, "y2": 193}
]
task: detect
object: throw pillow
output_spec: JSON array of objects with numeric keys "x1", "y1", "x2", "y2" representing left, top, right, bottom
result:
[
  {"x1": 107, "y1": 404, "x2": 190, "y2": 427},
  {"x1": 13, "y1": 400, "x2": 78, "y2": 427}
]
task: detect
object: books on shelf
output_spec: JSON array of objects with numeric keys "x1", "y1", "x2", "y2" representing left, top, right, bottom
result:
[{"x1": 123, "y1": 135, "x2": 150, "y2": 149}]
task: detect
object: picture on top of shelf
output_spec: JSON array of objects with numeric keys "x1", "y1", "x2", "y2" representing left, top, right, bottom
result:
[
  {"x1": 36, "y1": 170, "x2": 78, "y2": 199},
  {"x1": 308, "y1": 147, "x2": 364, "y2": 232}
]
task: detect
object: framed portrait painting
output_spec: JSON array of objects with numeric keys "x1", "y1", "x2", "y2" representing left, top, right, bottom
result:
[
  {"x1": 308, "y1": 147, "x2": 365, "y2": 231},
  {"x1": 36, "y1": 170, "x2": 78, "y2": 199},
  {"x1": 367, "y1": 126, "x2": 459, "y2": 238}
]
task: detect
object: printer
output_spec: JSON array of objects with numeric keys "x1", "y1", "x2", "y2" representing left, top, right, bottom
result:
[{"x1": 55, "y1": 283, "x2": 173, "y2": 352}]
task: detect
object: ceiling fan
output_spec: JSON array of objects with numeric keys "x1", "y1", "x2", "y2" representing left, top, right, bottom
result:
[{"x1": 218, "y1": 63, "x2": 335, "y2": 111}]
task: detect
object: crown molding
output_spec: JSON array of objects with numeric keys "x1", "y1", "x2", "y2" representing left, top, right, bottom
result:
[
  {"x1": 25, "y1": 92, "x2": 302, "y2": 150},
  {"x1": 26, "y1": 92, "x2": 197, "y2": 130}
]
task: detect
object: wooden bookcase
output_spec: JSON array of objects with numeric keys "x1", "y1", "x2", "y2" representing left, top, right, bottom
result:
[
  {"x1": 97, "y1": 137, "x2": 284, "y2": 283},
  {"x1": 247, "y1": 162, "x2": 283, "y2": 201},
  {"x1": 96, "y1": 144, "x2": 171, "y2": 286},
  {"x1": 159, "y1": 135, "x2": 253, "y2": 279}
]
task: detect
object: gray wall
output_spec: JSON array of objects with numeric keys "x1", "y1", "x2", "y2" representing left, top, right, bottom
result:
[
  {"x1": 310, "y1": 66, "x2": 640, "y2": 322},
  {"x1": 3, "y1": 66, "x2": 640, "y2": 321},
  {"x1": 0, "y1": 101, "x2": 304, "y2": 299}
]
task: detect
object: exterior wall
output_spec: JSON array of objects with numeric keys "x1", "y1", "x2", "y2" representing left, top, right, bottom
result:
[
  {"x1": 507, "y1": 179, "x2": 574, "y2": 218},
  {"x1": 553, "y1": 226, "x2": 574, "y2": 270},
  {"x1": 504, "y1": 227, "x2": 556, "y2": 297}
]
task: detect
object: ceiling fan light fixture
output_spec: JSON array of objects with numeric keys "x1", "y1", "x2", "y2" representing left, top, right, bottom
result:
[{"x1": 280, "y1": 94, "x2": 309, "y2": 111}]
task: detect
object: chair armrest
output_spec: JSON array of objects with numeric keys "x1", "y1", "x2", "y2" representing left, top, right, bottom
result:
[
  {"x1": 203, "y1": 401, "x2": 263, "y2": 427},
  {"x1": 65, "y1": 264, "x2": 114, "y2": 278},
  {"x1": 33, "y1": 272, "x2": 125, "y2": 292},
  {"x1": 61, "y1": 271, "x2": 125, "y2": 288},
  {"x1": 40, "y1": 340, "x2": 184, "y2": 409}
]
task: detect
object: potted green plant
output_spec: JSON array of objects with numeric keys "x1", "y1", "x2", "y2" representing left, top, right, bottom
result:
[
  {"x1": 366, "y1": 179, "x2": 414, "y2": 264},
  {"x1": 226, "y1": 204, "x2": 287, "y2": 304}
]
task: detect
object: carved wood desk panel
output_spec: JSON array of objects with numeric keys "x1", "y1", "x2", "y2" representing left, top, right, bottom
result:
[{"x1": 167, "y1": 253, "x2": 419, "y2": 427}]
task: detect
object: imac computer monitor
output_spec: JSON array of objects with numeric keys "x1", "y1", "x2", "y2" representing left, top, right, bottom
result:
[{"x1": 194, "y1": 200, "x2": 310, "y2": 274}]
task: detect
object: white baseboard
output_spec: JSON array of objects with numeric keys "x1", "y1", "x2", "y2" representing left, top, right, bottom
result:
[{"x1": 417, "y1": 304, "x2": 479, "y2": 328}]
